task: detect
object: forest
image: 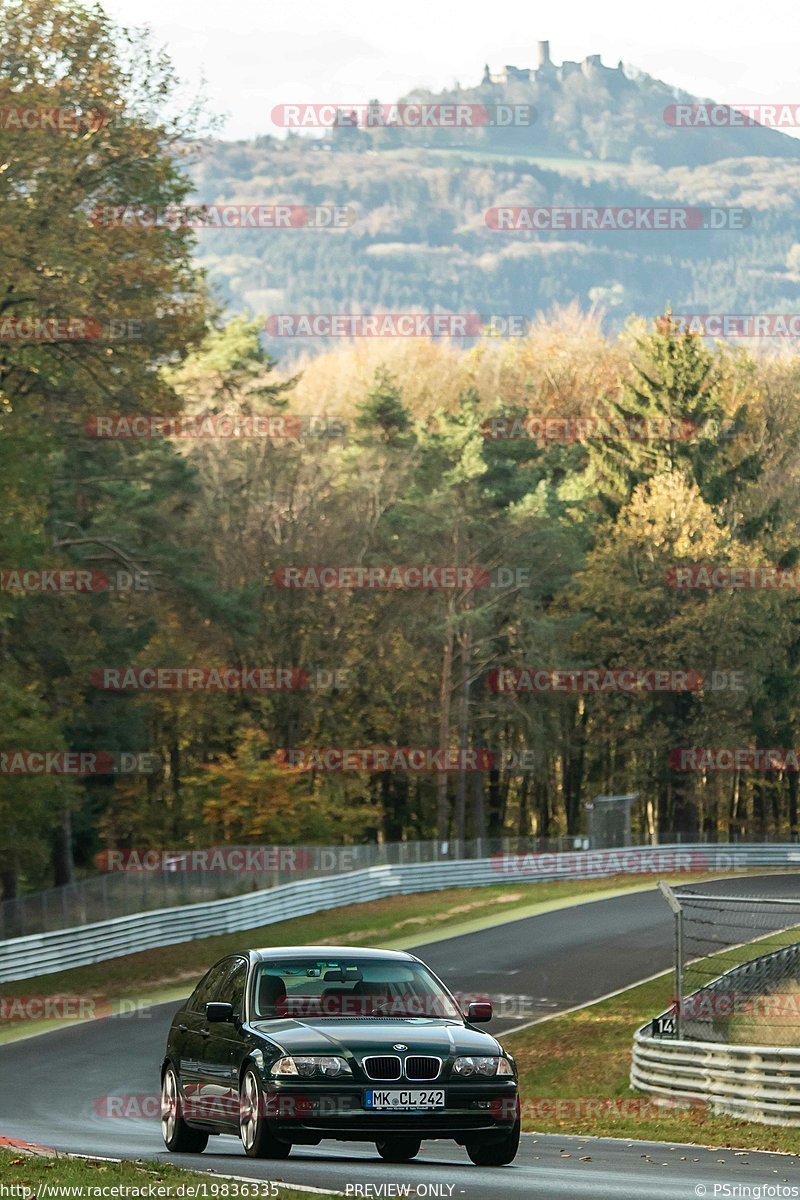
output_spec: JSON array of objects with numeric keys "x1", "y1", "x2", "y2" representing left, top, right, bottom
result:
[{"x1": 3, "y1": 0, "x2": 800, "y2": 898}]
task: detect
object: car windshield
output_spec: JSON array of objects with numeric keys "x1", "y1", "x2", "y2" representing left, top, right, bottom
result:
[{"x1": 251, "y1": 957, "x2": 462, "y2": 1020}]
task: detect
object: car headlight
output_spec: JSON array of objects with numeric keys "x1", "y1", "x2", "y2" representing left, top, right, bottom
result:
[
  {"x1": 453, "y1": 1055, "x2": 515, "y2": 1078},
  {"x1": 270, "y1": 1055, "x2": 352, "y2": 1078}
]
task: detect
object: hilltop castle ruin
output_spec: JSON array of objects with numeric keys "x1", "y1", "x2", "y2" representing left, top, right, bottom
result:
[{"x1": 482, "y1": 41, "x2": 624, "y2": 86}]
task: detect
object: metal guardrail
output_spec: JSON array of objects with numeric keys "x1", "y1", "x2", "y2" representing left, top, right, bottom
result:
[
  {"x1": 633, "y1": 929, "x2": 800, "y2": 1125},
  {"x1": 632, "y1": 1027, "x2": 800, "y2": 1126},
  {"x1": 3, "y1": 831, "x2": 793, "y2": 940},
  {"x1": 3, "y1": 841, "x2": 800, "y2": 984},
  {"x1": 0, "y1": 836, "x2": 590, "y2": 939}
]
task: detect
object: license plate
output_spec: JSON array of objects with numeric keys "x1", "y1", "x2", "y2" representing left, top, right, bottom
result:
[{"x1": 365, "y1": 1089, "x2": 445, "y2": 1109}]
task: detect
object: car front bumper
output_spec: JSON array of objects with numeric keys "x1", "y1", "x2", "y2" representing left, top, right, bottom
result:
[{"x1": 262, "y1": 1082, "x2": 519, "y2": 1143}]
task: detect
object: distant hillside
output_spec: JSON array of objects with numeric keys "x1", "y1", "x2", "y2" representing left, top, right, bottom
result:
[
  {"x1": 188, "y1": 45, "x2": 800, "y2": 351},
  {"x1": 384, "y1": 43, "x2": 800, "y2": 168}
]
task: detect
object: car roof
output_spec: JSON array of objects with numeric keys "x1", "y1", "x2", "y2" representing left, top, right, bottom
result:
[{"x1": 246, "y1": 946, "x2": 416, "y2": 962}]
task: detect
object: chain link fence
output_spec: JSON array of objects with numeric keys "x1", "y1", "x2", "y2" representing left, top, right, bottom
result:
[
  {"x1": 658, "y1": 884, "x2": 800, "y2": 1045},
  {"x1": 0, "y1": 835, "x2": 582, "y2": 939},
  {"x1": 3, "y1": 829, "x2": 797, "y2": 942}
]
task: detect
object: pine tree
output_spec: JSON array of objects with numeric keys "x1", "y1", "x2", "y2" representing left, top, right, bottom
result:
[
  {"x1": 587, "y1": 310, "x2": 726, "y2": 513},
  {"x1": 355, "y1": 368, "x2": 412, "y2": 444}
]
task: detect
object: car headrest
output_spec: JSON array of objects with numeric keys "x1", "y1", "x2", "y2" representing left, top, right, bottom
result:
[
  {"x1": 258, "y1": 974, "x2": 287, "y2": 1014},
  {"x1": 352, "y1": 980, "x2": 392, "y2": 994}
]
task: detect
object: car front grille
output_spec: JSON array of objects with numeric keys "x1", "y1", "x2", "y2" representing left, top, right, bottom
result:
[
  {"x1": 404, "y1": 1056, "x2": 441, "y2": 1080},
  {"x1": 363, "y1": 1055, "x2": 402, "y2": 1080}
]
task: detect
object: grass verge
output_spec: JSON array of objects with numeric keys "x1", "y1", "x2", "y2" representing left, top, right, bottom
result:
[
  {"x1": 0, "y1": 1147, "x2": 334, "y2": 1196},
  {"x1": 506, "y1": 972, "x2": 800, "y2": 1154},
  {"x1": 0, "y1": 873, "x2": 676, "y2": 1041},
  {"x1": 1, "y1": 869, "x2": 780, "y2": 1043}
]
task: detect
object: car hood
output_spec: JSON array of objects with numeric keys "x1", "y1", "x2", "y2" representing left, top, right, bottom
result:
[{"x1": 247, "y1": 1018, "x2": 503, "y2": 1057}]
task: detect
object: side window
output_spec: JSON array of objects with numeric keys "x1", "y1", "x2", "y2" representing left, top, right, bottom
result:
[
  {"x1": 188, "y1": 961, "x2": 230, "y2": 1012},
  {"x1": 218, "y1": 959, "x2": 248, "y2": 1016}
]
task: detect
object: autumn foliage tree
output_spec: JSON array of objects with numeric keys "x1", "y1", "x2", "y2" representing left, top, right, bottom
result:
[{"x1": 3, "y1": 0, "x2": 800, "y2": 896}]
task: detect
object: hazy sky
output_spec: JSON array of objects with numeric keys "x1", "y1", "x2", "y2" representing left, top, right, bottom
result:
[{"x1": 102, "y1": 0, "x2": 800, "y2": 141}]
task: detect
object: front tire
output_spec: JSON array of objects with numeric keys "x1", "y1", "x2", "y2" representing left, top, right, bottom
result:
[
  {"x1": 466, "y1": 1116, "x2": 520, "y2": 1166},
  {"x1": 239, "y1": 1068, "x2": 292, "y2": 1159},
  {"x1": 161, "y1": 1066, "x2": 209, "y2": 1154},
  {"x1": 376, "y1": 1136, "x2": 421, "y2": 1162}
]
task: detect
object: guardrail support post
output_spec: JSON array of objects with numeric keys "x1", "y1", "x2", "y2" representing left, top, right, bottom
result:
[
  {"x1": 675, "y1": 906, "x2": 684, "y2": 1039},
  {"x1": 659, "y1": 881, "x2": 684, "y2": 1039}
]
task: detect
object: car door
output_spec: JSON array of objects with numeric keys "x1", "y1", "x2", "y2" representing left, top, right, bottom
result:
[
  {"x1": 200, "y1": 956, "x2": 249, "y2": 1126},
  {"x1": 177, "y1": 961, "x2": 230, "y2": 1117}
]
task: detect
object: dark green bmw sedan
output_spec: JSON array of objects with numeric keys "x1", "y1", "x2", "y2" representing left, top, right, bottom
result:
[{"x1": 161, "y1": 946, "x2": 520, "y2": 1165}]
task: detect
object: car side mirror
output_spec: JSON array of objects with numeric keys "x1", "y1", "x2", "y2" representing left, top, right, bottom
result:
[
  {"x1": 466, "y1": 1001, "x2": 493, "y2": 1023},
  {"x1": 206, "y1": 1001, "x2": 234, "y2": 1024}
]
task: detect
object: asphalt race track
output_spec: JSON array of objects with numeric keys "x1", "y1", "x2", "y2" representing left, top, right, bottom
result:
[{"x1": 2, "y1": 874, "x2": 800, "y2": 1198}]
